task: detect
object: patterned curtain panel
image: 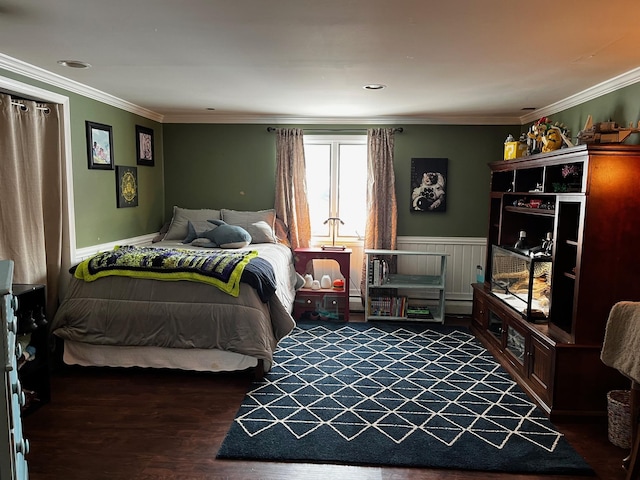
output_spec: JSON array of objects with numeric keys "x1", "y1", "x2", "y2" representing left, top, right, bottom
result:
[
  {"x1": 0, "y1": 93, "x2": 68, "y2": 317},
  {"x1": 361, "y1": 128, "x2": 398, "y2": 296},
  {"x1": 365, "y1": 128, "x2": 398, "y2": 250},
  {"x1": 274, "y1": 128, "x2": 311, "y2": 249}
]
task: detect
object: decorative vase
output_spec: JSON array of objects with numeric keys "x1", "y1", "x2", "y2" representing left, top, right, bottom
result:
[
  {"x1": 311, "y1": 280, "x2": 321, "y2": 290},
  {"x1": 320, "y1": 274, "x2": 332, "y2": 289},
  {"x1": 303, "y1": 274, "x2": 313, "y2": 288}
]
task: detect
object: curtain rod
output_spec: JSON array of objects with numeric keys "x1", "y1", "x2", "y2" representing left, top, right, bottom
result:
[
  {"x1": 10, "y1": 100, "x2": 50, "y2": 113},
  {"x1": 266, "y1": 127, "x2": 403, "y2": 133}
]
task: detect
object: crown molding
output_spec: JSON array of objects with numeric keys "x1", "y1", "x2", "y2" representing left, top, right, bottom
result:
[
  {"x1": 161, "y1": 113, "x2": 521, "y2": 125},
  {"x1": 3, "y1": 53, "x2": 639, "y2": 126},
  {"x1": 519, "y1": 66, "x2": 640, "y2": 124},
  {"x1": 0, "y1": 53, "x2": 164, "y2": 122}
]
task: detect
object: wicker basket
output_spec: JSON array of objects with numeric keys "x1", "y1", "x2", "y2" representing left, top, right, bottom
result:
[{"x1": 607, "y1": 390, "x2": 632, "y2": 449}]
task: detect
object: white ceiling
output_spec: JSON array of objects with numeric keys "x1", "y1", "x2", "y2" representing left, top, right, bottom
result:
[{"x1": 1, "y1": 0, "x2": 640, "y2": 124}]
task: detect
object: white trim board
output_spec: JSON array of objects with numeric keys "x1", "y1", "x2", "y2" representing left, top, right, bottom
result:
[
  {"x1": 0, "y1": 53, "x2": 163, "y2": 122},
  {"x1": 74, "y1": 234, "x2": 157, "y2": 263}
]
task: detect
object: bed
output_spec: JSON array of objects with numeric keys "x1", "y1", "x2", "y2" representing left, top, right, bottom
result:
[{"x1": 50, "y1": 207, "x2": 299, "y2": 376}]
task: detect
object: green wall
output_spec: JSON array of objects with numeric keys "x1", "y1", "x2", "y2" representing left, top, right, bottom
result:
[
  {"x1": 163, "y1": 124, "x2": 276, "y2": 216},
  {"x1": 395, "y1": 125, "x2": 513, "y2": 236},
  {"x1": 522, "y1": 82, "x2": 640, "y2": 146},
  {"x1": 0, "y1": 68, "x2": 165, "y2": 248},
  {"x1": 163, "y1": 123, "x2": 515, "y2": 237},
  {"x1": 4, "y1": 65, "x2": 640, "y2": 247},
  {"x1": 69, "y1": 102, "x2": 164, "y2": 246}
]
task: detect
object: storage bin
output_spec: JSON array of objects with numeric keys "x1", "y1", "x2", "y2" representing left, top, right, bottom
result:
[{"x1": 607, "y1": 390, "x2": 631, "y2": 449}]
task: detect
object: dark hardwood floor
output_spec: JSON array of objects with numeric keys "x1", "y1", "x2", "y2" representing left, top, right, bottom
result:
[{"x1": 22, "y1": 316, "x2": 631, "y2": 480}]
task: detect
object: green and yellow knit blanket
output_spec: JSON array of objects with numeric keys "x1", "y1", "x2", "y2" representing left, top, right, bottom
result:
[{"x1": 74, "y1": 245, "x2": 258, "y2": 297}]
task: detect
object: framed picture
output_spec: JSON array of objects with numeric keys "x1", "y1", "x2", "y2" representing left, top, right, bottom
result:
[
  {"x1": 136, "y1": 125, "x2": 154, "y2": 166},
  {"x1": 116, "y1": 166, "x2": 138, "y2": 208},
  {"x1": 86, "y1": 121, "x2": 114, "y2": 170},
  {"x1": 410, "y1": 158, "x2": 448, "y2": 212}
]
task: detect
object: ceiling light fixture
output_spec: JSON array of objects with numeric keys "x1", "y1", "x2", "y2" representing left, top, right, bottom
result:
[
  {"x1": 206, "y1": 107, "x2": 216, "y2": 111},
  {"x1": 57, "y1": 59, "x2": 92, "y2": 69},
  {"x1": 363, "y1": 84, "x2": 386, "y2": 90},
  {"x1": 521, "y1": 107, "x2": 536, "y2": 111}
]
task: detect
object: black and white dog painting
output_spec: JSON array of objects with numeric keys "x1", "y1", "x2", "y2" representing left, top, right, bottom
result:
[{"x1": 410, "y1": 158, "x2": 448, "y2": 212}]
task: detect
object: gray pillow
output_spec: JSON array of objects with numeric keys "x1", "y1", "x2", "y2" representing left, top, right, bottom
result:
[
  {"x1": 152, "y1": 221, "x2": 171, "y2": 243},
  {"x1": 221, "y1": 209, "x2": 277, "y2": 244},
  {"x1": 164, "y1": 206, "x2": 222, "y2": 241}
]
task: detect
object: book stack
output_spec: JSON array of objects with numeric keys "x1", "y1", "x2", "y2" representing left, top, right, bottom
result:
[
  {"x1": 406, "y1": 305, "x2": 433, "y2": 319},
  {"x1": 368, "y1": 258, "x2": 389, "y2": 286},
  {"x1": 368, "y1": 295, "x2": 407, "y2": 317}
]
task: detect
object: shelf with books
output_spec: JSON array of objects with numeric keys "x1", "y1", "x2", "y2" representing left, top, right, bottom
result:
[
  {"x1": 364, "y1": 249, "x2": 448, "y2": 323},
  {"x1": 367, "y1": 291, "x2": 407, "y2": 318}
]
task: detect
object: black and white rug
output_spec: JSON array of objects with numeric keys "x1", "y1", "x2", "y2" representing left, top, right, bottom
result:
[{"x1": 217, "y1": 322, "x2": 593, "y2": 475}]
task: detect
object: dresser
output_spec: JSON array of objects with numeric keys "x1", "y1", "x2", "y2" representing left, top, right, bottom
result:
[{"x1": 1, "y1": 260, "x2": 29, "y2": 479}]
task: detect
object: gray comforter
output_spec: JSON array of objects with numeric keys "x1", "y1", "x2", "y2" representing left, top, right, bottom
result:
[{"x1": 51, "y1": 242, "x2": 297, "y2": 366}]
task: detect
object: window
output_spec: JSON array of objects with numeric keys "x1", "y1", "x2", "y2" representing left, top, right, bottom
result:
[{"x1": 303, "y1": 135, "x2": 367, "y2": 244}]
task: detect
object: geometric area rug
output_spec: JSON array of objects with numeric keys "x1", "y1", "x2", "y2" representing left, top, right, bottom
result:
[{"x1": 217, "y1": 322, "x2": 594, "y2": 476}]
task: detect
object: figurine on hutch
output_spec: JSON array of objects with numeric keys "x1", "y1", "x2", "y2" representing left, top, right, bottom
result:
[
  {"x1": 576, "y1": 115, "x2": 640, "y2": 144},
  {"x1": 504, "y1": 116, "x2": 573, "y2": 160},
  {"x1": 526, "y1": 117, "x2": 573, "y2": 155}
]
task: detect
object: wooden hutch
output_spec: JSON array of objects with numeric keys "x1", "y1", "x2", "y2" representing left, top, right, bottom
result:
[{"x1": 472, "y1": 144, "x2": 640, "y2": 419}]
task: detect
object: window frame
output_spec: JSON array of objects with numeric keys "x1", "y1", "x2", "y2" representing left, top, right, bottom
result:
[{"x1": 303, "y1": 134, "x2": 367, "y2": 245}]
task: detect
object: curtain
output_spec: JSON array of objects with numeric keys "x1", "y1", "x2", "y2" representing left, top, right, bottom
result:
[
  {"x1": 361, "y1": 128, "x2": 398, "y2": 295},
  {"x1": 0, "y1": 93, "x2": 69, "y2": 318},
  {"x1": 274, "y1": 128, "x2": 311, "y2": 249}
]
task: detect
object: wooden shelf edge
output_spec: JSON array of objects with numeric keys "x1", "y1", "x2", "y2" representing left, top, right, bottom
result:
[
  {"x1": 367, "y1": 315, "x2": 444, "y2": 323},
  {"x1": 504, "y1": 205, "x2": 555, "y2": 216}
]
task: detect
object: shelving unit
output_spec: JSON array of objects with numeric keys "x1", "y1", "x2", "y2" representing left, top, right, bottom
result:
[
  {"x1": 472, "y1": 144, "x2": 640, "y2": 419},
  {"x1": 364, "y1": 249, "x2": 448, "y2": 323}
]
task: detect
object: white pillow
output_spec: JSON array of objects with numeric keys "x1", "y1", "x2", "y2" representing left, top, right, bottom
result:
[
  {"x1": 164, "y1": 206, "x2": 222, "y2": 241},
  {"x1": 249, "y1": 221, "x2": 278, "y2": 244},
  {"x1": 221, "y1": 209, "x2": 278, "y2": 244}
]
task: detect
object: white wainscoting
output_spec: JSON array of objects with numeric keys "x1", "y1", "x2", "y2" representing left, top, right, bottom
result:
[
  {"x1": 310, "y1": 236, "x2": 486, "y2": 316},
  {"x1": 73, "y1": 233, "x2": 157, "y2": 263},
  {"x1": 396, "y1": 236, "x2": 487, "y2": 315}
]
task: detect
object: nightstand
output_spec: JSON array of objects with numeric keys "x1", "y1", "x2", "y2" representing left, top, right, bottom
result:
[{"x1": 294, "y1": 248, "x2": 351, "y2": 322}]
